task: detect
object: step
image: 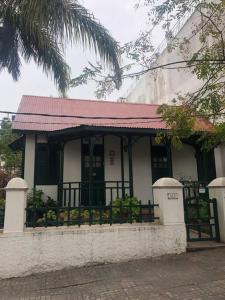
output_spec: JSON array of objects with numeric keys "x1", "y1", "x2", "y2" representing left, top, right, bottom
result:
[{"x1": 187, "y1": 241, "x2": 225, "y2": 252}]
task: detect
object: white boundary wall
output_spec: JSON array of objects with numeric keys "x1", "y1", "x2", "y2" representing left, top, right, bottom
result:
[
  {"x1": 0, "y1": 223, "x2": 186, "y2": 278},
  {"x1": 0, "y1": 177, "x2": 187, "y2": 278}
]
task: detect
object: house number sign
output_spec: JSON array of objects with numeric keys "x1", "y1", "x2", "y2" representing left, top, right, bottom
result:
[{"x1": 167, "y1": 193, "x2": 178, "y2": 200}]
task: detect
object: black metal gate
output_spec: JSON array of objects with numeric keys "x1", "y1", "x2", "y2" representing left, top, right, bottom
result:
[{"x1": 183, "y1": 182, "x2": 220, "y2": 242}]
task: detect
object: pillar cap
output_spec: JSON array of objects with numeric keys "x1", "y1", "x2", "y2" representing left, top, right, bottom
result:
[
  {"x1": 153, "y1": 177, "x2": 183, "y2": 188},
  {"x1": 208, "y1": 177, "x2": 225, "y2": 188},
  {"x1": 5, "y1": 178, "x2": 28, "y2": 190}
]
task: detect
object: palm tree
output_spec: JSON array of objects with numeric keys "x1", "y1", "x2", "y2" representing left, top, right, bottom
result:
[{"x1": 0, "y1": 0, "x2": 121, "y2": 95}]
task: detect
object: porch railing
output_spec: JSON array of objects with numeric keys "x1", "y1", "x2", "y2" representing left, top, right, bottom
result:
[
  {"x1": 58, "y1": 181, "x2": 131, "y2": 207},
  {"x1": 25, "y1": 201, "x2": 159, "y2": 228}
]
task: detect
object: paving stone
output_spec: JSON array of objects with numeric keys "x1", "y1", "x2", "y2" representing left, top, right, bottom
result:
[{"x1": 1, "y1": 248, "x2": 225, "y2": 299}]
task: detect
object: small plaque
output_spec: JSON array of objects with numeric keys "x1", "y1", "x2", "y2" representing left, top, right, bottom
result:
[
  {"x1": 167, "y1": 193, "x2": 178, "y2": 200},
  {"x1": 199, "y1": 188, "x2": 206, "y2": 194}
]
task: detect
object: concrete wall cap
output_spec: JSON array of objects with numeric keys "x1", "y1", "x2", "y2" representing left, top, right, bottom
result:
[
  {"x1": 5, "y1": 178, "x2": 28, "y2": 190},
  {"x1": 153, "y1": 177, "x2": 183, "y2": 188},
  {"x1": 208, "y1": 177, "x2": 225, "y2": 188}
]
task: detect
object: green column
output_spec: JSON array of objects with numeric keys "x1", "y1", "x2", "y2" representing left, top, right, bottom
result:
[
  {"x1": 57, "y1": 142, "x2": 64, "y2": 206},
  {"x1": 166, "y1": 140, "x2": 173, "y2": 178},
  {"x1": 128, "y1": 136, "x2": 134, "y2": 197},
  {"x1": 88, "y1": 137, "x2": 94, "y2": 206},
  {"x1": 120, "y1": 136, "x2": 125, "y2": 199}
]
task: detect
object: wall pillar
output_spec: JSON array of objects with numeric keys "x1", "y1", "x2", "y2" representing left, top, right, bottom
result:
[
  {"x1": 4, "y1": 178, "x2": 28, "y2": 234},
  {"x1": 153, "y1": 178, "x2": 185, "y2": 226},
  {"x1": 208, "y1": 178, "x2": 225, "y2": 242}
]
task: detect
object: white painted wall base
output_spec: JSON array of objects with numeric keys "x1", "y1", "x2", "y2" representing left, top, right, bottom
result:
[{"x1": 0, "y1": 223, "x2": 186, "y2": 278}]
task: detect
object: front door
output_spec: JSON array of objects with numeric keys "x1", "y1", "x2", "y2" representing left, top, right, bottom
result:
[
  {"x1": 151, "y1": 143, "x2": 172, "y2": 184},
  {"x1": 81, "y1": 138, "x2": 105, "y2": 206}
]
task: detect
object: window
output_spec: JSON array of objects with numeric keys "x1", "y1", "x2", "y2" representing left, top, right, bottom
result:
[{"x1": 35, "y1": 143, "x2": 60, "y2": 185}]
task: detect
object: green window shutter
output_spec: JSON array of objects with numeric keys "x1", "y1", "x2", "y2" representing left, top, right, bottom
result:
[{"x1": 35, "y1": 143, "x2": 59, "y2": 185}]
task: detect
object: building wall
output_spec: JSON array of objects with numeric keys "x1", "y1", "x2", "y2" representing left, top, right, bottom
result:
[
  {"x1": 24, "y1": 134, "x2": 35, "y2": 189},
  {"x1": 126, "y1": 11, "x2": 203, "y2": 105},
  {"x1": 63, "y1": 140, "x2": 81, "y2": 182},
  {"x1": 172, "y1": 144, "x2": 198, "y2": 181},
  {"x1": 214, "y1": 145, "x2": 225, "y2": 178},
  {"x1": 133, "y1": 137, "x2": 152, "y2": 202}
]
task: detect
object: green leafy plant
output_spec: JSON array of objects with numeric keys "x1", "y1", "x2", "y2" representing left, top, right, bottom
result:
[
  {"x1": 45, "y1": 210, "x2": 57, "y2": 222},
  {"x1": 0, "y1": 199, "x2": 5, "y2": 209},
  {"x1": 27, "y1": 189, "x2": 45, "y2": 208},
  {"x1": 111, "y1": 195, "x2": 140, "y2": 222}
]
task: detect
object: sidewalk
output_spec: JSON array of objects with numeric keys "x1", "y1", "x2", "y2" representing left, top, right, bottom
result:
[{"x1": 1, "y1": 248, "x2": 225, "y2": 299}]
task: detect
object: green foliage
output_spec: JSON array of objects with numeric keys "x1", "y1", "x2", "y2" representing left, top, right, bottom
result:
[
  {"x1": 156, "y1": 105, "x2": 195, "y2": 149},
  {"x1": 0, "y1": 118, "x2": 22, "y2": 169},
  {"x1": 27, "y1": 189, "x2": 45, "y2": 208},
  {"x1": 0, "y1": 199, "x2": 5, "y2": 209},
  {"x1": 146, "y1": 0, "x2": 225, "y2": 149},
  {"x1": 45, "y1": 210, "x2": 57, "y2": 221},
  {"x1": 111, "y1": 195, "x2": 140, "y2": 221},
  {"x1": 0, "y1": 0, "x2": 121, "y2": 95}
]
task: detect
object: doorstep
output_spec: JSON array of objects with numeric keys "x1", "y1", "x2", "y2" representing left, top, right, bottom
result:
[{"x1": 187, "y1": 241, "x2": 225, "y2": 252}]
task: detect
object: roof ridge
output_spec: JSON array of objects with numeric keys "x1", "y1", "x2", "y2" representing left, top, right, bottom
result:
[{"x1": 22, "y1": 95, "x2": 160, "y2": 107}]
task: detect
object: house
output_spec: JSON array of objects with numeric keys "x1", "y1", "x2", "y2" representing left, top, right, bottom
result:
[{"x1": 11, "y1": 95, "x2": 218, "y2": 206}]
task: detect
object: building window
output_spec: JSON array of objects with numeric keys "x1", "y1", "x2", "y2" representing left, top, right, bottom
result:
[{"x1": 35, "y1": 143, "x2": 59, "y2": 185}]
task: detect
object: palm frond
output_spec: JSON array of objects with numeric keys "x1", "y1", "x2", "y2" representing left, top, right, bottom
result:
[
  {"x1": 0, "y1": 20, "x2": 21, "y2": 80},
  {"x1": 0, "y1": 0, "x2": 121, "y2": 92}
]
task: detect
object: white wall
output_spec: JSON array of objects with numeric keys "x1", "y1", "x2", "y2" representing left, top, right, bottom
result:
[
  {"x1": 104, "y1": 136, "x2": 152, "y2": 203},
  {"x1": 35, "y1": 185, "x2": 58, "y2": 201},
  {"x1": 214, "y1": 145, "x2": 225, "y2": 177},
  {"x1": 126, "y1": 11, "x2": 203, "y2": 105},
  {"x1": 24, "y1": 134, "x2": 35, "y2": 189},
  {"x1": 172, "y1": 144, "x2": 198, "y2": 181},
  {"x1": 0, "y1": 223, "x2": 186, "y2": 278},
  {"x1": 63, "y1": 140, "x2": 81, "y2": 182},
  {"x1": 133, "y1": 137, "x2": 152, "y2": 203}
]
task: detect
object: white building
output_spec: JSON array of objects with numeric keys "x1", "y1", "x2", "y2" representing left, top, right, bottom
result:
[
  {"x1": 125, "y1": 9, "x2": 225, "y2": 177},
  {"x1": 126, "y1": 10, "x2": 204, "y2": 105}
]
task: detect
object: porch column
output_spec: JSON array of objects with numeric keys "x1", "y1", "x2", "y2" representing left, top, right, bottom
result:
[
  {"x1": 120, "y1": 136, "x2": 125, "y2": 199},
  {"x1": 128, "y1": 136, "x2": 134, "y2": 197},
  {"x1": 166, "y1": 141, "x2": 173, "y2": 177},
  {"x1": 88, "y1": 137, "x2": 94, "y2": 206},
  {"x1": 57, "y1": 142, "x2": 64, "y2": 205}
]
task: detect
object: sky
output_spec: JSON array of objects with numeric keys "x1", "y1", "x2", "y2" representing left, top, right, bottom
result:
[{"x1": 0, "y1": 0, "x2": 162, "y2": 113}]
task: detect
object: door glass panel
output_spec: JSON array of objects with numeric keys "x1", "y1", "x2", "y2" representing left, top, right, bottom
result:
[{"x1": 151, "y1": 145, "x2": 171, "y2": 183}]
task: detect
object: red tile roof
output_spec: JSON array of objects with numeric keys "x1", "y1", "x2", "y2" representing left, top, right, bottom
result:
[{"x1": 12, "y1": 95, "x2": 211, "y2": 133}]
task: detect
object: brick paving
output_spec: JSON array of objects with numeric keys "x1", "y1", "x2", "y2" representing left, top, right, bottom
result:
[{"x1": 1, "y1": 248, "x2": 225, "y2": 299}]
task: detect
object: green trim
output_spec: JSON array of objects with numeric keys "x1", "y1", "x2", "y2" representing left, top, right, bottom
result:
[
  {"x1": 166, "y1": 141, "x2": 173, "y2": 178},
  {"x1": 128, "y1": 136, "x2": 134, "y2": 197},
  {"x1": 48, "y1": 125, "x2": 167, "y2": 138},
  {"x1": 21, "y1": 141, "x2": 25, "y2": 178},
  {"x1": 33, "y1": 134, "x2": 37, "y2": 190},
  {"x1": 120, "y1": 136, "x2": 125, "y2": 199}
]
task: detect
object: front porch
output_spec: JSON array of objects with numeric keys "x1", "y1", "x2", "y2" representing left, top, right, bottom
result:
[{"x1": 29, "y1": 127, "x2": 217, "y2": 207}]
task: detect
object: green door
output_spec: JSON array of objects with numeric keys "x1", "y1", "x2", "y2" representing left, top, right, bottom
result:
[
  {"x1": 151, "y1": 145, "x2": 172, "y2": 184},
  {"x1": 196, "y1": 148, "x2": 216, "y2": 182},
  {"x1": 81, "y1": 141, "x2": 105, "y2": 206}
]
